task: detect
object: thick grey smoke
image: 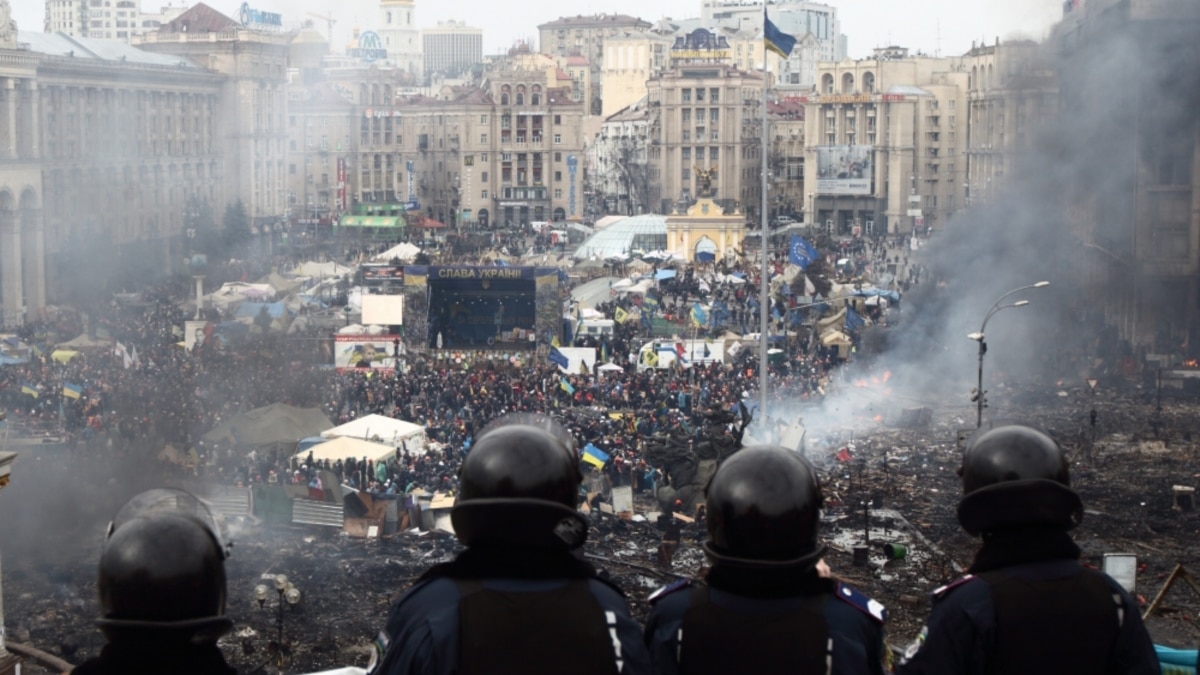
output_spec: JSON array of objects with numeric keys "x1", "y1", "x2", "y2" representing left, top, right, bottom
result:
[{"x1": 761, "y1": 6, "x2": 1200, "y2": 447}]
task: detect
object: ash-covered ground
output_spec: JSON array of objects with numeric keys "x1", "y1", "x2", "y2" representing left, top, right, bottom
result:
[{"x1": 4, "y1": 385, "x2": 1200, "y2": 673}]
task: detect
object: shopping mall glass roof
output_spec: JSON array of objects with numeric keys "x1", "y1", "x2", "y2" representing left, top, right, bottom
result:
[{"x1": 572, "y1": 214, "x2": 668, "y2": 260}]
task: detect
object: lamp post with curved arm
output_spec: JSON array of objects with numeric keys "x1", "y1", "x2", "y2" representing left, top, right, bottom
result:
[{"x1": 969, "y1": 282, "x2": 1050, "y2": 428}]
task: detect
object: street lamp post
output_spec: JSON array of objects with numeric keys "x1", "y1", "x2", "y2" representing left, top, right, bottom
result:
[
  {"x1": 969, "y1": 281, "x2": 1050, "y2": 427},
  {"x1": 255, "y1": 574, "x2": 301, "y2": 665}
]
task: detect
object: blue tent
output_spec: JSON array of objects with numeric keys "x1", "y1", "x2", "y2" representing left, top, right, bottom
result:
[{"x1": 654, "y1": 269, "x2": 678, "y2": 281}]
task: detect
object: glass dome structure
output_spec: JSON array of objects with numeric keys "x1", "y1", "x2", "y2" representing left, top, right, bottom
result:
[{"x1": 572, "y1": 214, "x2": 668, "y2": 260}]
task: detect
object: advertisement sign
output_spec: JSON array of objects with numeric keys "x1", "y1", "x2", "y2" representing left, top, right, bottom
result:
[
  {"x1": 567, "y1": 155, "x2": 578, "y2": 217},
  {"x1": 239, "y1": 2, "x2": 282, "y2": 28},
  {"x1": 350, "y1": 31, "x2": 388, "y2": 62},
  {"x1": 336, "y1": 158, "x2": 347, "y2": 211},
  {"x1": 334, "y1": 335, "x2": 398, "y2": 371},
  {"x1": 816, "y1": 145, "x2": 873, "y2": 195}
]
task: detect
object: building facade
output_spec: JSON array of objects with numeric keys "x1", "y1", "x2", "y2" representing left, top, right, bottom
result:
[
  {"x1": 538, "y1": 13, "x2": 652, "y2": 115},
  {"x1": 137, "y1": 3, "x2": 291, "y2": 230},
  {"x1": 801, "y1": 48, "x2": 968, "y2": 235},
  {"x1": 0, "y1": 8, "x2": 226, "y2": 326},
  {"x1": 959, "y1": 40, "x2": 1057, "y2": 207},
  {"x1": 46, "y1": 0, "x2": 142, "y2": 42},
  {"x1": 701, "y1": 0, "x2": 846, "y2": 62},
  {"x1": 646, "y1": 64, "x2": 765, "y2": 219},
  {"x1": 422, "y1": 20, "x2": 482, "y2": 82},
  {"x1": 592, "y1": 97, "x2": 652, "y2": 215},
  {"x1": 1056, "y1": 0, "x2": 1200, "y2": 350}
]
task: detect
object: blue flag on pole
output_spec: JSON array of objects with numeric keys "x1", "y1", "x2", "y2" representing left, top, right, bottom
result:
[
  {"x1": 764, "y1": 10, "x2": 797, "y2": 58},
  {"x1": 789, "y1": 235, "x2": 819, "y2": 270},
  {"x1": 548, "y1": 346, "x2": 569, "y2": 369}
]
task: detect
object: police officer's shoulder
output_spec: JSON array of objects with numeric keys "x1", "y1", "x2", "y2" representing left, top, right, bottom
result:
[
  {"x1": 930, "y1": 574, "x2": 979, "y2": 602},
  {"x1": 834, "y1": 581, "x2": 887, "y2": 624},
  {"x1": 648, "y1": 578, "x2": 694, "y2": 605}
]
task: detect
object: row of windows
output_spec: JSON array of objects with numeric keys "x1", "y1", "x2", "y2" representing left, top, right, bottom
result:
[{"x1": 680, "y1": 147, "x2": 721, "y2": 161}]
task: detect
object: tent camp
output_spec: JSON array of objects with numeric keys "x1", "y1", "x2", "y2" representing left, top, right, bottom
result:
[
  {"x1": 298, "y1": 436, "x2": 397, "y2": 464},
  {"x1": 321, "y1": 414, "x2": 427, "y2": 453},
  {"x1": 203, "y1": 403, "x2": 333, "y2": 448}
]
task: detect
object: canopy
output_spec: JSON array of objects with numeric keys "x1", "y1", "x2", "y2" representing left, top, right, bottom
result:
[
  {"x1": 373, "y1": 242, "x2": 422, "y2": 262},
  {"x1": 56, "y1": 333, "x2": 111, "y2": 349},
  {"x1": 598, "y1": 362, "x2": 625, "y2": 372},
  {"x1": 294, "y1": 261, "x2": 352, "y2": 278},
  {"x1": 653, "y1": 269, "x2": 677, "y2": 281},
  {"x1": 413, "y1": 218, "x2": 446, "y2": 229},
  {"x1": 298, "y1": 435, "x2": 399, "y2": 464},
  {"x1": 338, "y1": 215, "x2": 405, "y2": 228},
  {"x1": 203, "y1": 403, "x2": 333, "y2": 447},
  {"x1": 322, "y1": 413, "x2": 427, "y2": 450}
]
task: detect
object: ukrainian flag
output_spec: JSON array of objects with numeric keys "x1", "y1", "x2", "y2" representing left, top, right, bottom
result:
[
  {"x1": 560, "y1": 378, "x2": 575, "y2": 395},
  {"x1": 21, "y1": 381, "x2": 39, "y2": 398},
  {"x1": 63, "y1": 382, "x2": 83, "y2": 400},
  {"x1": 764, "y1": 10, "x2": 796, "y2": 58},
  {"x1": 582, "y1": 443, "x2": 610, "y2": 468}
]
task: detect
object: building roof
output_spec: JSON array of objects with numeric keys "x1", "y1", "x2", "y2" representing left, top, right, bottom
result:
[
  {"x1": 573, "y1": 214, "x2": 668, "y2": 260},
  {"x1": 768, "y1": 99, "x2": 804, "y2": 119},
  {"x1": 565, "y1": 55, "x2": 589, "y2": 66},
  {"x1": 538, "y1": 14, "x2": 652, "y2": 30},
  {"x1": 18, "y1": 31, "x2": 197, "y2": 68},
  {"x1": 161, "y1": 2, "x2": 239, "y2": 34},
  {"x1": 885, "y1": 84, "x2": 931, "y2": 96}
]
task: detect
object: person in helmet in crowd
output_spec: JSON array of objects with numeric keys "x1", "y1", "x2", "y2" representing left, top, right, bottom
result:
[
  {"x1": 73, "y1": 489, "x2": 236, "y2": 675},
  {"x1": 372, "y1": 415, "x2": 650, "y2": 675},
  {"x1": 899, "y1": 424, "x2": 1158, "y2": 674},
  {"x1": 644, "y1": 445, "x2": 891, "y2": 675}
]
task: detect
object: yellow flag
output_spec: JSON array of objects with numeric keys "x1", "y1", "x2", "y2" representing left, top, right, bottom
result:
[
  {"x1": 614, "y1": 307, "x2": 629, "y2": 324},
  {"x1": 579, "y1": 359, "x2": 589, "y2": 374},
  {"x1": 551, "y1": 335, "x2": 561, "y2": 348},
  {"x1": 642, "y1": 350, "x2": 658, "y2": 367}
]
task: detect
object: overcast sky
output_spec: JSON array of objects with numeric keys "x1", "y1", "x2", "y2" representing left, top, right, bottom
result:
[{"x1": 14, "y1": 0, "x2": 1062, "y2": 59}]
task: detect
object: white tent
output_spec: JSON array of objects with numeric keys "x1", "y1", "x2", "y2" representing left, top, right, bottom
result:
[
  {"x1": 298, "y1": 436, "x2": 397, "y2": 464},
  {"x1": 373, "y1": 242, "x2": 422, "y2": 262},
  {"x1": 295, "y1": 261, "x2": 352, "y2": 279},
  {"x1": 321, "y1": 414, "x2": 427, "y2": 453}
]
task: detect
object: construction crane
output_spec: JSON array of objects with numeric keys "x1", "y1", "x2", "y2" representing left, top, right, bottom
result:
[{"x1": 307, "y1": 12, "x2": 337, "y2": 42}]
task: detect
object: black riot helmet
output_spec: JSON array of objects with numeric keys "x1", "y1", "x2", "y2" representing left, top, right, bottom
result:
[
  {"x1": 957, "y1": 424, "x2": 1084, "y2": 536},
  {"x1": 452, "y1": 421, "x2": 588, "y2": 550},
  {"x1": 96, "y1": 489, "x2": 232, "y2": 645},
  {"x1": 703, "y1": 445, "x2": 826, "y2": 569}
]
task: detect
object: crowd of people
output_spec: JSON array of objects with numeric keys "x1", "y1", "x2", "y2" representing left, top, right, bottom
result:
[{"x1": 0, "y1": 228, "x2": 921, "y2": 500}]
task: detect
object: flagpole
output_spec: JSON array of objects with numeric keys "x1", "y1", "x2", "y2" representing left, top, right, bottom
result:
[{"x1": 758, "y1": 3, "x2": 771, "y2": 434}]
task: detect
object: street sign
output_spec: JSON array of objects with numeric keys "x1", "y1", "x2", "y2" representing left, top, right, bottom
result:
[{"x1": 1086, "y1": 378, "x2": 1098, "y2": 390}]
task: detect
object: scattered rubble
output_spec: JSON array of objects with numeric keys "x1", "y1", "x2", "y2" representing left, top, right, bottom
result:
[{"x1": 4, "y1": 388, "x2": 1200, "y2": 672}]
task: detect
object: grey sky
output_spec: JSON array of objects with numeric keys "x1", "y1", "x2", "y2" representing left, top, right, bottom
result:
[{"x1": 14, "y1": 0, "x2": 1062, "y2": 60}]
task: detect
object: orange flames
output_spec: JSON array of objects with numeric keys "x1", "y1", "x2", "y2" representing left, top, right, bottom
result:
[{"x1": 1186, "y1": 359, "x2": 1199, "y2": 368}]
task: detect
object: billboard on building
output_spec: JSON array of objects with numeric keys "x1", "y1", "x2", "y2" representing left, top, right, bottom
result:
[{"x1": 816, "y1": 145, "x2": 873, "y2": 195}]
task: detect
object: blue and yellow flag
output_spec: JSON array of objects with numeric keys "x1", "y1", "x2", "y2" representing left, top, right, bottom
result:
[
  {"x1": 63, "y1": 382, "x2": 83, "y2": 400},
  {"x1": 582, "y1": 443, "x2": 610, "y2": 468},
  {"x1": 560, "y1": 378, "x2": 576, "y2": 395},
  {"x1": 21, "y1": 381, "x2": 39, "y2": 398},
  {"x1": 764, "y1": 10, "x2": 796, "y2": 58},
  {"x1": 690, "y1": 303, "x2": 707, "y2": 327}
]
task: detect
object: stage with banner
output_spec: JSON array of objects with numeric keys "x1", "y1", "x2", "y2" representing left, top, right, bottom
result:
[{"x1": 403, "y1": 266, "x2": 563, "y2": 351}]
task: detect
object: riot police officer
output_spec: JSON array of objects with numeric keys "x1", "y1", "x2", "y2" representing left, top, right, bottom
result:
[
  {"x1": 899, "y1": 424, "x2": 1159, "y2": 674},
  {"x1": 644, "y1": 445, "x2": 890, "y2": 675},
  {"x1": 373, "y1": 417, "x2": 650, "y2": 675},
  {"x1": 73, "y1": 489, "x2": 236, "y2": 675}
]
